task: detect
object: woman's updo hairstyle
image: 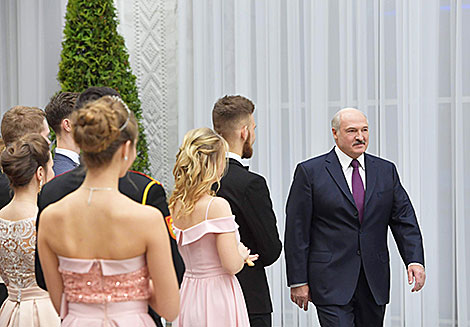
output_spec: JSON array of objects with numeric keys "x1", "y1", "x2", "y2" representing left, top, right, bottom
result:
[
  {"x1": 0, "y1": 134, "x2": 50, "y2": 188},
  {"x1": 169, "y1": 127, "x2": 229, "y2": 220},
  {"x1": 71, "y1": 96, "x2": 138, "y2": 168}
]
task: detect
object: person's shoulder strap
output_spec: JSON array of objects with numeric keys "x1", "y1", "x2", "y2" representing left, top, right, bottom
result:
[
  {"x1": 205, "y1": 197, "x2": 216, "y2": 220},
  {"x1": 141, "y1": 180, "x2": 157, "y2": 205}
]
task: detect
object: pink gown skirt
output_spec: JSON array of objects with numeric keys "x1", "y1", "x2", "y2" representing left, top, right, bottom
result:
[
  {"x1": 61, "y1": 300, "x2": 155, "y2": 327},
  {"x1": 173, "y1": 268, "x2": 250, "y2": 327}
]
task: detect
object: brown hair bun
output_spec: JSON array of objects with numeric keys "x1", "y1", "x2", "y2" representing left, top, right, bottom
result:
[
  {"x1": 72, "y1": 102, "x2": 121, "y2": 154},
  {"x1": 0, "y1": 134, "x2": 50, "y2": 188},
  {"x1": 71, "y1": 96, "x2": 138, "y2": 168}
]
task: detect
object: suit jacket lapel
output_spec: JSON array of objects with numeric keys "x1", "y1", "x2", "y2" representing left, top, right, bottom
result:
[
  {"x1": 364, "y1": 153, "x2": 377, "y2": 208},
  {"x1": 325, "y1": 149, "x2": 356, "y2": 208}
]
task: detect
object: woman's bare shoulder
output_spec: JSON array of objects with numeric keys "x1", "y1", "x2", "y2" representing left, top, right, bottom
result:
[{"x1": 206, "y1": 196, "x2": 233, "y2": 220}]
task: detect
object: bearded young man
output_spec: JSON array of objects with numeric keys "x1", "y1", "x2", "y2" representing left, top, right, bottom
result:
[{"x1": 212, "y1": 95, "x2": 282, "y2": 327}]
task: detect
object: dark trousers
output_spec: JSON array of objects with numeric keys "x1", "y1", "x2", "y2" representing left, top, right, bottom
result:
[
  {"x1": 316, "y1": 267, "x2": 386, "y2": 327},
  {"x1": 0, "y1": 283, "x2": 7, "y2": 307},
  {"x1": 249, "y1": 313, "x2": 272, "y2": 327}
]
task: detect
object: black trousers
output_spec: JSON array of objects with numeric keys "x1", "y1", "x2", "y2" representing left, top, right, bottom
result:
[
  {"x1": 316, "y1": 267, "x2": 386, "y2": 327},
  {"x1": 249, "y1": 313, "x2": 272, "y2": 327}
]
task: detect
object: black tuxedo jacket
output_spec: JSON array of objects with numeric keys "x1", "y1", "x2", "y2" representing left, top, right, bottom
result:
[
  {"x1": 34, "y1": 166, "x2": 185, "y2": 327},
  {"x1": 0, "y1": 172, "x2": 12, "y2": 209},
  {"x1": 216, "y1": 158, "x2": 282, "y2": 314},
  {"x1": 0, "y1": 172, "x2": 12, "y2": 305},
  {"x1": 284, "y1": 148, "x2": 425, "y2": 306}
]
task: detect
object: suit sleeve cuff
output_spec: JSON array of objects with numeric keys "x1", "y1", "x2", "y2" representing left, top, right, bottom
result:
[
  {"x1": 408, "y1": 262, "x2": 424, "y2": 269},
  {"x1": 290, "y1": 282, "x2": 308, "y2": 288}
]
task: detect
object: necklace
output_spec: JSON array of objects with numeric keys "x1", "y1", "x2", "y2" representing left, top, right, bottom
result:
[{"x1": 84, "y1": 187, "x2": 115, "y2": 205}]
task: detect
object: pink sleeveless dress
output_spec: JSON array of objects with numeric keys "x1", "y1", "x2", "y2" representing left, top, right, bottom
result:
[
  {"x1": 58, "y1": 255, "x2": 155, "y2": 327},
  {"x1": 172, "y1": 198, "x2": 250, "y2": 327}
]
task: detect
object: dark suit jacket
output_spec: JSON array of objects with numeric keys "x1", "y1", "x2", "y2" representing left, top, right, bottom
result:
[
  {"x1": 0, "y1": 172, "x2": 12, "y2": 304},
  {"x1": 0, "y1": 172, "x2": 12, "y2": 209},
  {"x1": 216, "y1": 158, "x2": 282, "y2": 314},
  {"x1": 52, "y1": 152, "x2": 78, "y2": 176},
  {"x1": 34, "y1": 166, "x2": 185, "y2": 327},
  {"x1": 284, "y1": 148, "x2": 424, "y2": 306}
]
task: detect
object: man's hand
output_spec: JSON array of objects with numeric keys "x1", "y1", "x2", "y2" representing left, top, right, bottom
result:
[
  {"x1": 290, "y1": 285, "x2": 311, "y2": 311},
  {"x1": 408, "y1": 265, "x2": 426, "y2": 292}
]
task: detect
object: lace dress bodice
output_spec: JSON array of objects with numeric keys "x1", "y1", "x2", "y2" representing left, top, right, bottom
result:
[{"x1": 0, "y1": 217, "x2": 37, "y2": 289}]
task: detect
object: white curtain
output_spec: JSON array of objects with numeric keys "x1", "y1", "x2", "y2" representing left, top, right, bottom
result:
[
  {"x1": 178, "y1": 0, "x2": 470, "y2": 326},
  {"x1": 0, "y1": 0, "x2": 67, "y2": 115}
]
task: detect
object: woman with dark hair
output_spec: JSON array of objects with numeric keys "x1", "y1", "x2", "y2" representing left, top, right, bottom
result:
[
  {"x1": 0, "y1": 134, "x2": 60, "y2": 326},
  {"x1": 38, "y1": 96, "x2": 179, "y2": 326}
]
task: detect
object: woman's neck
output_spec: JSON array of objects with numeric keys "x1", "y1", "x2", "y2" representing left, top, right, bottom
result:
[
  {"x1": 82, "y1": 164, "x2": 121, "y2": 190},
  {"x1": 12, "y1": 184, "x2": 39, "y2": 206}
]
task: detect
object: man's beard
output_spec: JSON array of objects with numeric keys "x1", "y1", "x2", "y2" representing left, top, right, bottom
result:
[{"x1": 242, "y1": 132, "x2": 253, "y2": 159}]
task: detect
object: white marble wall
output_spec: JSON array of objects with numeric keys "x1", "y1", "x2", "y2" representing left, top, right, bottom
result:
[{"x1": 116, "y1": 0, "x2": 179, "y2": 189}]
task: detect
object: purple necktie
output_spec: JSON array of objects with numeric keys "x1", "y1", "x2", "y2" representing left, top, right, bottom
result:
[{"x1": 351, "y1": 159, "x2": 364, "y2": 223}]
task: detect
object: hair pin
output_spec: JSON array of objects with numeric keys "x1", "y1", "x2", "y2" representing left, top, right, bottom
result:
[{"x1": 109, "y1": 95, "x2": 131, "y2": 131}]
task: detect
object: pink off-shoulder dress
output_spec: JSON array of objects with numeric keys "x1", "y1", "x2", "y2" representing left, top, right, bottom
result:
[
  {"x1": 58, "y1": 255, "x2": 156, "y2": 327},
  {"x1": 172, "y1": 198, "x2": 250, "y2": 327}
]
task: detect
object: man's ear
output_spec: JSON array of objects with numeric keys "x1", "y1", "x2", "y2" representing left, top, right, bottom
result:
[
  {"x1": 62, "y1": 118, "x2": 72, "y2": 133},
  {"x1": 332, "y1": 128, "x2": 338, "y2": 141},
  {"x1": 240, "y1": 125, "x2": 248, "y2": 141}
]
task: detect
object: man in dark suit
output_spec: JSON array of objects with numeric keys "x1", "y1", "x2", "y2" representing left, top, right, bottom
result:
[
  {"x1": 0, "y1": 105, "x2": 51, "y2": 306},
  {"x1": 212, "y1": 95, "x2": 282, "y2": 327},
  {"x1": 45, "y1": 92, "x2": 81, "y2": 175},
  {"x1": 284, "y1": 108, "x2": 426, "y2": 326},
  {"x1": 34, "y1": 87, "x2": 184, "y2": 327}
]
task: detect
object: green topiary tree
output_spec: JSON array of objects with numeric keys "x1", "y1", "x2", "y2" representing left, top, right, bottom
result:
[{"x1": 58, "y1": 0, "x2": 149, "y2": 173}]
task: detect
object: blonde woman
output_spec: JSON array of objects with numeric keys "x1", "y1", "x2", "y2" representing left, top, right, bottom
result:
[
  {"x1": 38, "y1": 96, "x2": 179, "y2": 326},
  {"x1": 170, "y1": 127, "x2": 258, "y2": 327}
]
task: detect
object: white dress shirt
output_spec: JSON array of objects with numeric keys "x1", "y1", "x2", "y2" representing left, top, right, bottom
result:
[{"x1": 334, "y1": 146, "x2": 366, "y2": 192}]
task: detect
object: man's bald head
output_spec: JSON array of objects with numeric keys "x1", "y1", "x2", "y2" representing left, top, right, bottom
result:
[{"x1": 331, "y1": 108, "x2": 368, "y2": 133}]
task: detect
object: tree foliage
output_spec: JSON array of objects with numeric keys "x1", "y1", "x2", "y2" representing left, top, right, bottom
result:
[{"x1": 58, "y1": 0, "x2": 149, "y2": 172}]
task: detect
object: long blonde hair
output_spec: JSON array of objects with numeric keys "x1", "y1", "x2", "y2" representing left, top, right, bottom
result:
[{"x1": 169, "y1": 127, "x2": 228, "y2": 220}]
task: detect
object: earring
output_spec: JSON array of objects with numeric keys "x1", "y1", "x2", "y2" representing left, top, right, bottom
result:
[
  {"x1": 38, "y1": 180, "x2": 43, "y2": 192},
  {"x1": 124, "y1": 156, "x2": 128, "y2": 161}
]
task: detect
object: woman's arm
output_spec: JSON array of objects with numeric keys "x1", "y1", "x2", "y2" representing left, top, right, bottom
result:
[
  {"x1": 144, "y1": 207, "x2": 180, "y2": 322},
  {"x1": 211, "y1": 198, "x2": 247, "y2": 275},
  {"x1": 37, "y1": 210, "x2": 63, "y2": 314},
  {"x1": 216, "y1": 232, "x2": 246, "y2": 275}
]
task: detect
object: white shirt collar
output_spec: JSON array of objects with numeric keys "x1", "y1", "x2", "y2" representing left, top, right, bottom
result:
[
  {"x1": 334, "y1": 146, "x2": 365, "y2": 170},
  {"x1": 55, "y1": 148, "x2": 80, "y2": 165},
  {"x1": 227, "y1": 152, "x2": 251, "y2": 168}
]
